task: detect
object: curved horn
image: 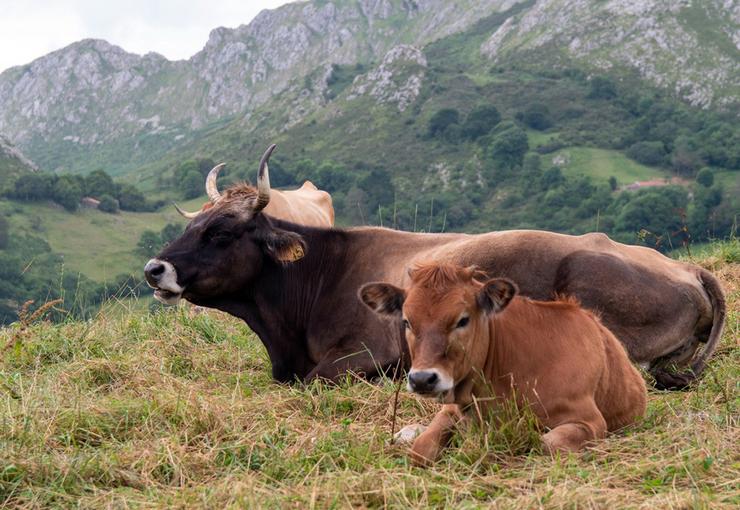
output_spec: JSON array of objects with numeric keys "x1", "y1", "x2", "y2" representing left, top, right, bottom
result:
[
  {"x1": 255, "y1": 144, "x2": 276, "y2": 212},
  {"x1": 173, "y1": 202, "x2": 200, "y2": 219},
  {"x1": 205, "y1": 163, "x2": 226, "y2": 203}
]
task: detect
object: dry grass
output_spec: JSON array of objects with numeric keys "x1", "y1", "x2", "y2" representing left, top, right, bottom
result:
[{"x1": 1, "y1": 244, "x2": 738, "y2": 509}]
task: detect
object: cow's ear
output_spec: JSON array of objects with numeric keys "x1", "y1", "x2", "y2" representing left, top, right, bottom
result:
[
  {"x1": 477, "y1": 278, "x2": 517, "y2": 315},
  {"x1": 359, "y1": 282, "x2": 405, "y2": 316},
  {"x1": 258, "y1": 228, "x2": 306, "y2": 263}
]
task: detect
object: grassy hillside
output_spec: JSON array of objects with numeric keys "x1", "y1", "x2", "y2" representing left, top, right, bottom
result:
[
  {"x1": 0, "y1": 242, "x2": 737, "y2": 507},
  {"x1": 0, "y1": 198, "x2": 200, "y2": 281},
  {"x1": 549, "y1": 147, "x2": 670, "y2": 184}
]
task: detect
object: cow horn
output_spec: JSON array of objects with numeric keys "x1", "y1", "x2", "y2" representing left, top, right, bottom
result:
[
  {"x1": 255, "y1": 144, "x2": 276, "y2": 212},
  {"x1": 205, "y1": 163, "x2": 226, "y2": 203},
  {"x1": 173, "y1": 202, "x2": 200, "y2": 219}
]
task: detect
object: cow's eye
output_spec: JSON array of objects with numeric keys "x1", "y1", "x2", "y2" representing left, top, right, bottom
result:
[
  {"x1": 456, "y1": 316, "x2": 470, "y2": 329},
  {"x1": 402, "y1": 319, "x2": 410, "y2": 329}
]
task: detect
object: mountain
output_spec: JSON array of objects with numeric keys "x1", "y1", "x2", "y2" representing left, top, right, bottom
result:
[
  {"x1": 0, "y1": 0, "x2": 519, "y2": 174},
  {"x1": 481, "y1": 0, "x2": 740, "y2": 109},
  {"x1": 0, "y1": 0, "x2": 737, "y2": 176}
]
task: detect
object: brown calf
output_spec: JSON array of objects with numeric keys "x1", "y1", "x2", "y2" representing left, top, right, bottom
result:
[{"x1": 360, "y1": 263, "x2": 647, "y2": 464}]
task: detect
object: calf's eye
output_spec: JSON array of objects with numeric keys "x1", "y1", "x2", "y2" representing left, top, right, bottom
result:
[
  {"x1": 402, "y1": 319, "x2": 410, "y2": 329},
  {"x1": 456, "y1": 316, "x2": 470, "y2": 329}
]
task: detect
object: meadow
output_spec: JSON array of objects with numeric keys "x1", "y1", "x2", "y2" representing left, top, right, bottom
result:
[{"x1": 0, "y1": 241, "x2": 738, "y2": 508}]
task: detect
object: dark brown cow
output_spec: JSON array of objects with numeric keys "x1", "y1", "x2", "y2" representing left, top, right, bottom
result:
[
  {"x1": 144, "y1": 145, "x2": 725, "y2": 389},
  {"x1": 360, "y1": 263, "x2": 647, "y2": 464}
]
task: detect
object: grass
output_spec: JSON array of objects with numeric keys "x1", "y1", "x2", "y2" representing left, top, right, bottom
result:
[
  {"x1": 0, "y1": 243, "x2": 738, "y2": 508},
  {"x1": 548, "y1": 147, "x2": 670, "y2": 186},
  {"x1": 1, "y1": 198, "x2": 206, "y2": 281}
]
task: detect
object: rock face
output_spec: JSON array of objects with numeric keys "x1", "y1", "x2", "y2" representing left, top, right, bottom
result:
[
  {"x1": 0, "y1": 134, "x2": 36, "y2": 188},
  {"x1": 0, "y1": 135, "x2": 37, "y2": 172},
  {"x1": 481, "y1": 0, "x2": 740, "y2": 109},
  {"x1": 0, "y1": 0, "x2": 514, "y2": 172},
  {"x1": 0, "y1": 0, "x2": 737, "y2": 173},
  {"x1": 348, "y1": 45, "x2": 427, "y2": 112}
]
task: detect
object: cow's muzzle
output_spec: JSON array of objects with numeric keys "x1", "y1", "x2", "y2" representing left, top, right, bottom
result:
[
  {"x1": 144, "y1": 259, "x2": 184, "y2": 305},
  {"x1": 407, "y1": 368, "x2": 454, "y2": 399}
]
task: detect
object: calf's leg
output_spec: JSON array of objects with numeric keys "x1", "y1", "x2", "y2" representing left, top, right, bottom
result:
[
  {"x1": 541, "y1": 401, "x2": 607, "y2": 455},
  {"x1": 410, "y1": 404, "x2": 464, "y2": 466}
]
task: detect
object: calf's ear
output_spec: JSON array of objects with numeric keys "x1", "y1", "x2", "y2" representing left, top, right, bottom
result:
[
  {"x1": 359, "y1": 283, "x2": 405, "y2": 316},
  {"x1": 477, "y1": 278, "x2": 517, "y2": 315},
  {"x1": 258, "y1": 228, "x2": 306, "y2": 263}
]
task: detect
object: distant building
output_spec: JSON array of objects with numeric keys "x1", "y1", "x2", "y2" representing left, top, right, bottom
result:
[{"x1": 81, "y1": 197, "x2": 101, "y2": 209}]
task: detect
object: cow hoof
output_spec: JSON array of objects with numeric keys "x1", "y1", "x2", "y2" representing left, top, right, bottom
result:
[{"x1": 394, "y1": 424, "x2": 427, "y2": 445}]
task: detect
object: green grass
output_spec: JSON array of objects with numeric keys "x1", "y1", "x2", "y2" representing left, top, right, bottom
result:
[
  {"x1": 549, "y1": 147, "x2": 671, "y2": 185},
  {"x1": 0, "y1": 246, "x2": 737, "y2": 508},
  {"x1": 2, "y1": 198, "x2": 205, "y2": 281}
]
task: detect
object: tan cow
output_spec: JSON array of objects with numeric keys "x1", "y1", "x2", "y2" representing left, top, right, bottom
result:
[
  {"x1": 174, "y1": 145, "x2": 334, "y2": 227},
  {"x1": 360, "y1": 262, "x2": 647, "y2": 465}
]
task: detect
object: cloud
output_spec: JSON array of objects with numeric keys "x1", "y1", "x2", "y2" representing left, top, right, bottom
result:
[{"x1": 0, "y1": 0, "x2": 292, "y2": 72}]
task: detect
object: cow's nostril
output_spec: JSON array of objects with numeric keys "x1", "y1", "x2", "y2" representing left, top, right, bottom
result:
[
  {"x1": 144, "y1": 260, "x2": 166, "y2": 285},
  {"x1": 427, "y1": 372, "x2": 438, "y2": 385}
]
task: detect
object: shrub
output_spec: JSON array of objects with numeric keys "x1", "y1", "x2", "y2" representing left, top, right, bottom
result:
[
  {"x1": 428, "y1": 108, "x2": 460, "y2": 138},
  {"x1": 489, "y1": 124, "x2": 529, "y2": 170},
  {"x1": 98, "y1": 194, "x2": 119, "y2": 214},
  {"x1": 626, "y1": 141, "x2": 666, "y2": 166},
  {"x1": 695, "y1": 168, "x2": 714, "y2": 188},
  {"x1": 462, "y1": 105, "x2": 501, "y2": 140},
  {"x1": 521, "y1": 103, "x2": 552, "y2": 130}
]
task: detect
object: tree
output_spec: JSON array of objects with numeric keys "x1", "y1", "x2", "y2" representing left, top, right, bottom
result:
[
  {"x1": 428, "y1": 108, "x2": 460, "y2": 138},
  {"x1": 626, "y1": 141, "x2": 666, "y2": 166},
  {"x1": 358, "y1": 167, "x2": 394, "y2": 215},
  {"x1": 522, "y1": 153, "x2": 542, "y2": 176},
  {"x1": 117, "y1": 184, "x2": 149, "y2": 211},
  {"x1": 11, "y1": 174, "x2": 54, "y2": 200},
  {"x1": 671, "y1": 147, "x2": 702, "y2": 176},
  {"x1": 85, "y1": 170, "x2": 115, "y2": 198},
  {"x1": 588, "y1": 76, "x2": 617, "y2": 100},
  {"x1": 539, "y1": 167, "x2": 564, "y2": 191},
  {"x1": 316, "y1": 161, "x2": 352, "y2": 193},
  {"x1": 181, "y1": 170, "x2": 203, "y2": 199},
  {"x1": 160, "y1": 223, "x2": 183, "y2": 246},
  {"x1": 489, "y1": 124, "x2": 529, "y2": 169},
  {"x1": 197, "y1": 157, "x2": 216, "y2": 177},
  {"x1": 695, "y1": 168, "x2": 714, "y2": 188},
  {"x1": 137, "y1": 230, "x2": 162, "y2": 258},
  {"x1": 0, "y1": 216, "x2": 8, "y2": 249},
  {"x1": 608, "y1": 176, "x2": 618, "y2": 191},
  {"x1": 52, "y1": 176, "x2": 83, "y2": 211},
  {"x1": 98, "y1": 194, "x2": 119, "y2": 213},
  {"x1": 462, "y1": 105, "x2": 501, "y2": 140},
  {"x1": 615, "y1": 188, "x2": 688, "y2": 249}
]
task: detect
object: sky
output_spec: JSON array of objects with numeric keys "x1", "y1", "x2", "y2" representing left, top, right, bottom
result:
[{"x1": 0, "y1": 0, "x2": 294, "y2": 73}]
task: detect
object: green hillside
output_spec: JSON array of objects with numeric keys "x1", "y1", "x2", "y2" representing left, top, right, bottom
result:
[{"x1": 2, "y1": 200, "x2": 194, "y2": 281}]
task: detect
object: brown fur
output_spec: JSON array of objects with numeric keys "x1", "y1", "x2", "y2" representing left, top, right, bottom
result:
[{"x1": 363, "y1": 262, "x2": 647, "y2": 465}]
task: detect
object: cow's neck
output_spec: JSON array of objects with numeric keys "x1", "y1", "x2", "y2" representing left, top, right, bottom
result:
[{"x1": 223, "y1": 221, "x2": 351, "y2": 380}]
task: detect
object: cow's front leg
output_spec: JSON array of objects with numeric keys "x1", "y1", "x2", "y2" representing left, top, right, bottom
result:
[{"x1": 410, "y1": 404, "x2": 464, "y2": 466}]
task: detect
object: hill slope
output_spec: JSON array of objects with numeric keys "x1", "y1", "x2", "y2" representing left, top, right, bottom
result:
[{"x1": 0, "y1": 0, "x2": 737, "y2": 176}]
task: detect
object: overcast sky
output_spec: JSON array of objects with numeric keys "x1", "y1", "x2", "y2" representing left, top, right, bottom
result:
[{"x1": 0, "y1": 0, "x2": 294, "y2": 73}]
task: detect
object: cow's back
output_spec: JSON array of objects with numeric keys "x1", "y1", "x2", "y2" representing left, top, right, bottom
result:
[{"x1": 266, "y1": 182, "x2": 334, "y2": 227}]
